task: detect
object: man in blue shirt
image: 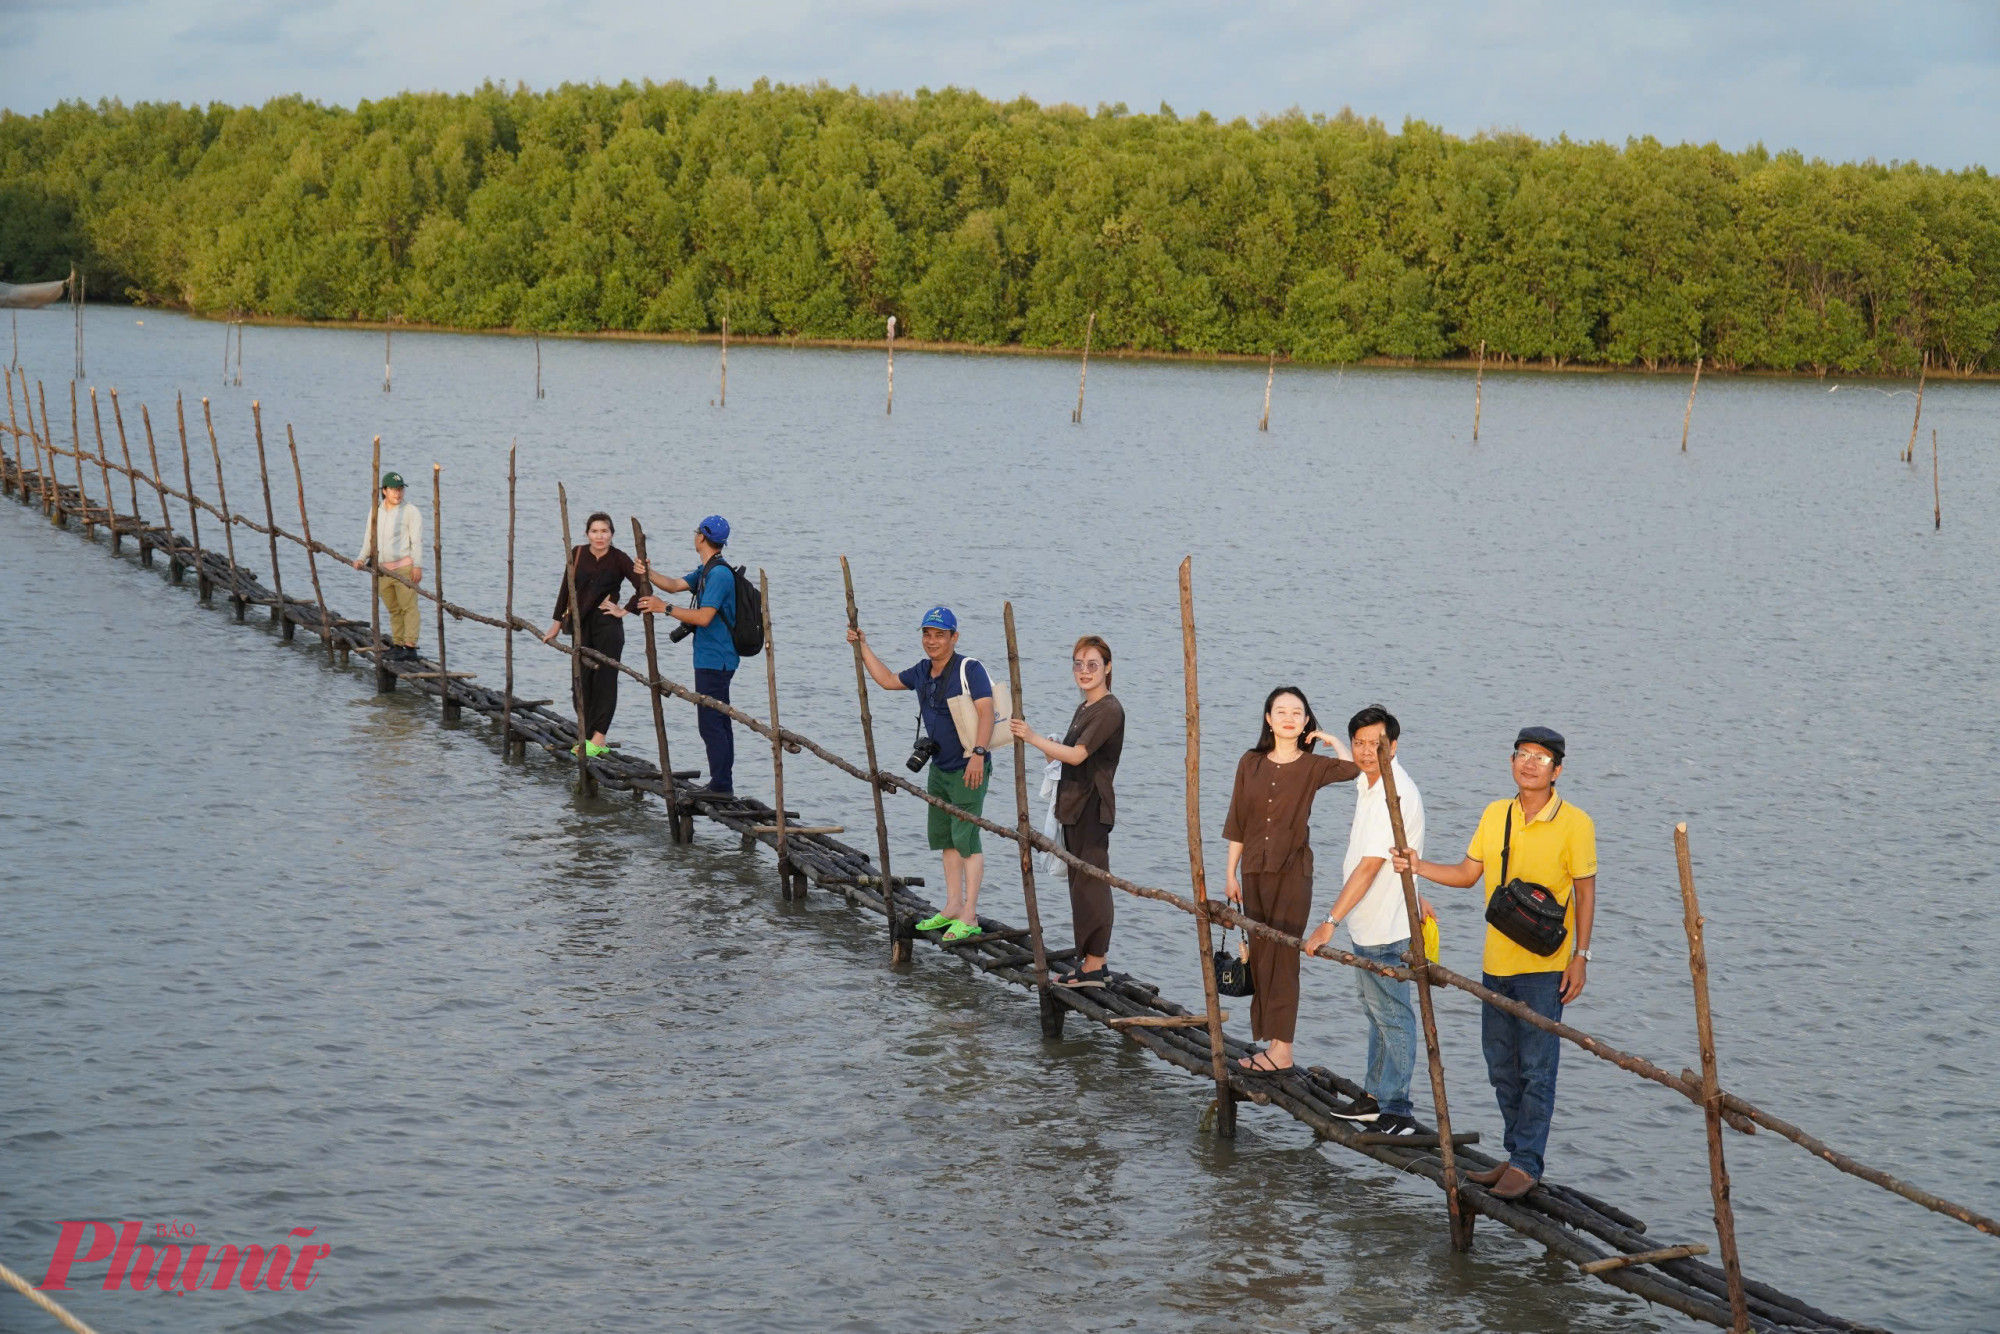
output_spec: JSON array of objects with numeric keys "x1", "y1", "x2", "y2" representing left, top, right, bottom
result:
[
  {"x1": 847, "y1": 606, "x2": 996, "y2": 942},
  {"x1": 636, "y1": 515, "x2": 739, "y2": 795}
]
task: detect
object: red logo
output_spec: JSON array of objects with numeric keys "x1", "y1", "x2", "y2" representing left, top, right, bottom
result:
[{"x1": 36, "y1": 1221, "x2": 329, "y2": 1293}]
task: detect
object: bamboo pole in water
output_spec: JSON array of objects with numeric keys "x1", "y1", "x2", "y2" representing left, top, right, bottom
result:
[
  {"x1": 1675, "y1": 824, "x2": 1750, "y2": 1333},
  {"x1": 4, "y1": 365, "x2": 21, "y2": 500},
  {"x1": 885, "y1": 315, "x2": 895, "y2": 415},
  {"x1": 383, "y1": 327, "x2": 393, "y2": 394},
  {"x1": 1072, "y1": 310, "x2": 1095, "y2": 423},
  {"x1": 504, "y1": 443, "x2": 520, "y2": 758},
  {"x1": 1681, "y1": 356, "x2": 1703, "y2": 453},
  {"x1": 1933, "y1": 428, "x2": 1941, "y2": 531},
  {"x1": 69, "y1": 380, "x2": 94, "y2": 538},
  {"x1": 222, "y1": 320, "x2": 232, "y2": 383},
  {"x1": 1180, "y1": 556, "x2": 1235, "y2": 1137},
  {"x1": 251, "y1": 402, "x2": 290, "y2": 637},
  {"x1": 366, "y1": 435, "x2": 385, "y2": 683},
  {"x1": 285, "y1": 424, "x2": 334, "y2": 662},
  {"x1": 1003, "y1": 602, "x2": 1057, "y2": 1033},
  {"x1": 201, "y1": 396, "x2": 245, "y2": 621},
  {"x1": 1259, "y1": 351, "x2": 1274, "y2": 432},
  {"x1": 719, "y1": 315, "x2": 729, "y2": 408},
  {"x1": 630, "y1": 518, "x2": 683, "y2": 840},
  {"x1": 534, "y1": 334, "x2": 544, "y2": 400},
  {"x1": 1904, "y1": 351, "x2": 1926, "y2": 463},
  {"x1": 176, "y1": 395, "x2": 210, "y2": 600},
  {"x1": 556, "y1": 483, "x2": 596, "y2": 796},
  {"x1": 35, "y1": 377, "x2": 56, "y2": 519},
  {"x1": 141, "y1": 405, "x2": 181, "y2": 583},
  {"x1": 87, "y1": 387, "x2": 115, "y2": 545},
  {"x1": 109, "y1": 390, "x2": 150, "y2": 563},
  {"x1": 1378, "y1": 756, "x2": 1471, "y2": 1251},
  {"x1": 761, "y1": 568, "x2": 795, "y2": 895},
  {"x1": 433, "y1": 464, "x2": 456, "y2": 720},
  {"x1": 234, "y1": 323, "x2": 243, "y2": 387},
  {"x1": 842, "y1": 555, "x2": 908, "y2": 964},
  {"x1": 1473, "y1": 338, "x2": 1485, "y2": 441},
  {"x1": 25, "y1": 370, "x2": 50, "y2": 513}
]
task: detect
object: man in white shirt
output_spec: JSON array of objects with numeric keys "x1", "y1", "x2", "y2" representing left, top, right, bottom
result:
[
  {"x1": 1304, "y1": 706, "x2": 1431, "y2": 1137},
  {"x1": 352, "y1": 471, "x2": 423, "y2": 659}
]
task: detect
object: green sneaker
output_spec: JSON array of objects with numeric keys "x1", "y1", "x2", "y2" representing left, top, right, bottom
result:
[
  {"x1": 914, "y1": 912, "x2": 954, "y2": 933},
  {"x1": 586, "y1": 740, "x2": 611, "y2": 758},
  {"x1": 940, "y1": 920, "x2": 984, "y2": 943}
]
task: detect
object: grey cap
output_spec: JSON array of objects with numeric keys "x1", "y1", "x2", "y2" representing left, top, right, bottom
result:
[{"x1": 1515, "y1": 726, "x2": 1566, "y2": 764}]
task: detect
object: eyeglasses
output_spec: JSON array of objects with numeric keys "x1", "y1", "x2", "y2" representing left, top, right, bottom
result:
[
  {"x1": 1511, "y1": 749, "x2": 1557, "y2": 768},
  {"x1": 1072, "y1": 659, "x2": 1105, "y2": 672}
]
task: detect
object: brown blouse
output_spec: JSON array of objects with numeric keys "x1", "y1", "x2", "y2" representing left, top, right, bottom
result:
[
  {"x1": 1055, "y1": 694, "x2": 1125, "y2": 827},
  {"x1": 1222, "y1": 749, "x2": 1361, "y2": 876}
]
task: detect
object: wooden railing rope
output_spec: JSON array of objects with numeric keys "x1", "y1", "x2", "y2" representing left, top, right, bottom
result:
[{"x1": 0, "y1": 1256, "x2": 99, "y2": 1334}]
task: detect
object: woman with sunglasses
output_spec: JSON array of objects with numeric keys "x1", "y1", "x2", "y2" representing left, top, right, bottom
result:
[
  {"x1": 1221, "y1": 686, "x2": 1359, "y2": 1073},
  {"x1": 1010, "y1": 636, "x2": 1124, "y2": 988},
  {"x1": 542, "y1": 512, "x2": 648, "y2": 758}
]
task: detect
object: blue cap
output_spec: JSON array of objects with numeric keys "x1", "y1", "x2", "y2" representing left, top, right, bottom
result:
[
  {"x1": 920, "y1": 605, "x2": 957, "y2": 632},
  {"x1": 697, "y1": 515, "x2": 730, "y2": 545},
  {"x1": 1515, "y1": 726, "x2": 1566, "y2": 764}
]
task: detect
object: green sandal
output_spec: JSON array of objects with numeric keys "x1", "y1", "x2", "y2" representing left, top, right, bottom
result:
[
  {"x1": 571, "y1": 740, "x2": 611, "y2": 758},
  {"x1": 940, "y1": 920, "x2": 984, "y2": 943},
  {"x1": 914, "y1": 912, "x2": 954, "y2": 932}
]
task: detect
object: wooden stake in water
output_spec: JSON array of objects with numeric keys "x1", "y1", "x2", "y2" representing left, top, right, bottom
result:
[
  {"x1": 222, "y1": 320, "x2": 232, "y2": 383},
  {"x1": 1905, "y1": 351, "x2": 1926, "y2": 463},
  {"x1": 431, "y1": 464, "x2": 457, "y2": 719},
  {"x1": 1473, "y1": 338, "x2": 1485, "y2": 442},
  {"x1": 201, "y1": 396, "x2": 245, "y2": 621},
  {"x1": 503, "y1": 442, "x2": 519, "y2": 758},
  {"x1": 1378, "y1": 755, "x2": 1471, "y2": 1251},
  {"x1": 285, "y1": 424, "x2": 334, "y2": 661},
  {"x1": 69, "y1": 380, "x2": 94, "y2": 540},
  {"x1": 761, "y1": 569, "x2": 795, "y2": 896},
  {"x1": 1681, "y1": 356, "x2": 1703, "y2": 453},
  {"x1": 1003, "y1": 601, "x2": 1057, "y2": 1034},
  {"x1": 87, "y1": 387, "x2": 115, "y2": 546},
  {"x1": 1072, "y1": 310, "x2": 1095, "y2": 424},
  {"x1": 234, "y1": 322, "x2": 243, "y2": 387},
  {"x1": 842, "y1": 555, "x2": 907, "y2": 964},
  {"x1": 366, "y1": 435, "x2": 385, "y2": 682},
  {"x1": 885, "y1": 315, "x2": 895, "y2": 415},
  {"x1": 383, "y1": 327, "x2": 393, "y2": 394},
  {"x1": 3, "y1": 365, "x2": 21, "y2": 499},
  {"x1": 1259, "y1": 351, "x2": 1274, "y2": 432},
  {"x1": 1933, "y1": 428, "x2": 1941, "y2": 531},
  {"x1": 630, "y1": 517, "x2": 683, "y2": 841},
  {"x1": 1674, "y1": 823, "x2": 1751, "y2": 1333},
  {"x1": 141, "y1": 404, "x2": 179, "y2": 581},
  {"x1": 38, "y1": 380, "x2": 62, "y2": 524},
  {"x1": 251, "y1": 402, "x2": 290, "y2": 636},
  {"x1": 534, "y1": 334, "x2": 544, "y2": 400},
  {"x1": 1180, "y1": 556, "x2": 1235, "y2": 1138},
  {"x1": 176, "y1": 394, "x2": 209, "y2": 599},
  {"x1": 556, "y1": 482, "x2": 596, "y2": 796},
  {"x1": 719, "y1": 315, "x2": 729, "y2": 409},
  {"x1": 71, "y1": 265, "x2": 83, "y2": 380},
  {"x1": 107, "y1": 390, "x2": 143, "y2": 555}
]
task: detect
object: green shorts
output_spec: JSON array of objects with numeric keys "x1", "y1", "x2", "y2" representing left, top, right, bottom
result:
[{"x1": 927, "y1": 761, "x2": 989, "y2": 855}]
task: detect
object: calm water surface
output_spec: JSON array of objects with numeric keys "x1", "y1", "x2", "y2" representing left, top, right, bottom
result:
[{"x1": 2, "y1": 312, "x2": 1996, "y2": 1332}]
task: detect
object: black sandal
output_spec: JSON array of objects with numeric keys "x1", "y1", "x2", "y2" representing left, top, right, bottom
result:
[{"x1": 1058, "y1": 967, "x2": 1109, "y2": 989}]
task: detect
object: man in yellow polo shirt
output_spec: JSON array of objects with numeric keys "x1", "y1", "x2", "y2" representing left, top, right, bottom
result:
[{"x1": 1393, "y1": 726, "x2": 1596, "y2": 1200}]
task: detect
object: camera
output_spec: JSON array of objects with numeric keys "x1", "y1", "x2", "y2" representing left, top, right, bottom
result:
[
  {"x1": 668, "y1": 621, "x2": 694, "y2": 643},
  {"x1": 905, "y1": 735, "x2": 940, "y2": 773}
]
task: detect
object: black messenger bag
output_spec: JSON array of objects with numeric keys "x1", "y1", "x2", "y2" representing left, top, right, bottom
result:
[{"x1": 1484, "y1": 806, "x2": 1570, "y2": 957}]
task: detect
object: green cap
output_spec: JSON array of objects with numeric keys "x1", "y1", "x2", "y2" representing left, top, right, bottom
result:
[{"x1": 380, "y1": 472, "x2": 406, "y2": 490}]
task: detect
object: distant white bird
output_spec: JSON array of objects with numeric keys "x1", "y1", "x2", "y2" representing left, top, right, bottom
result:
[{"x1": 1828, "y1": 383, "x2": 1914, "y2": 398}]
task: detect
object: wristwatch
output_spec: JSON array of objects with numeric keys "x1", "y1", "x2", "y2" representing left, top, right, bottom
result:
[
  {"x1": 972, "y1": 746, "x2": 990, "y2": 758},
  {"x1": 1577, "y1": 948, "x2": 1592, "y2": 962}
]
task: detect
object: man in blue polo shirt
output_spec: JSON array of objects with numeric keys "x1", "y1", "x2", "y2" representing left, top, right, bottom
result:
[
  {"x1": 637, "y1": 515, "x2": 739, "y2": 795},
  {"x1": 847, "y1": 605, "x2": 996, "y2": 942}
]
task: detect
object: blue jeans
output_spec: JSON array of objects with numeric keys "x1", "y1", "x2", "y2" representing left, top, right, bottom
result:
[
  {"x1": 694, "y1": 667, "x2": 735, "y2": 792},
  {"x1": 1352, "y1": 940, "x2": 1417, "y2": 1117},
  {"x1": 1481, "y1": 970, "x2": 1564, "y2": 1179}
]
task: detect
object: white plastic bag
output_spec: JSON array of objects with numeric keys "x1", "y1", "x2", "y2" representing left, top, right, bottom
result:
[{"x1": 1034, "y1": 758, "x2": 1064, "y2": 878}]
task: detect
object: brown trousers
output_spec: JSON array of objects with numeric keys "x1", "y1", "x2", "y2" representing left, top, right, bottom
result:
[
  {"x1": 1243, "y1": 867, "x2": 1312, "y2": 1043},
  {"x1": 1062, "y1": 798, "x2": 1113, "y2": 959}
]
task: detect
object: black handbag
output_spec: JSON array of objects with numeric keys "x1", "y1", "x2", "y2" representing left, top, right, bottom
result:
[
  {"x1": 1484, "y1": 805, "x2": 1570, "y2": 957},
  {"x1": 1212, "y1": 928, "x2": 1254, "y2": 997}
]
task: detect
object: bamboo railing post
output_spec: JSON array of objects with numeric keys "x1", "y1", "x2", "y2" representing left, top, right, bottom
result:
[
  {"x1": 1905, "y1": 350, "x2": 1926, "y2": 463},
  {"x1": 1674, "y1": 824, "x2": 1751, "y2": 1333},
  {"x1": 556, "y1": 483, "x2": 596, "y2": 796},
  {"x1": 630, "y1": 518, "x2": 683, "y2": 840},
  {"x1": 432, "y1": 464, "x2": 456, "y2": 720},
  {"x1": 176, "y1": 395, "x2": 210, "y2": 601},
  {"x1": 4, "y1": 366, "x2": 21, "y2": 500},
  {"x1": 141, "y1": 405, "x2": 180, "y2": 583},
  {"x1": 1932, "y1": 428, "x2": 1941, "y2": 531},
  {"x1": 87, "y1": 387, "x2": 115, "y2": 546},
  {"x1": 885, "y1": 315, "x2": 895, "y2": 415},
  {"x1": 1072, "y1": 310, "x2": 1095, "y2": 423},
  {"x1": 718, "y1": 315, "x2": 729, "y2": 408},
  {"x1": 107, "y1": 390, "x2": 143, "y2": 558},
  {"x1": 1002, "y1": 603, "x2": 1057, "y2": 1038},
  {"x1": 23, "y1": 369, "x2": 49, "y2": 512},
  {"x1": 285, "y1": 425, "x2": 334, "y2": 662},
  {"x1": 251, "y1": 402, "x2": 290, "y2": 638},
  {"x1": 842, "y1": 556, "x2": 909, "y2": 964},
  {"x1": 69, "y1": 380, "x2": 94, "y2": 539},
  {"x1": 503, "y1": 443, "x2": 521, "y2": 758},
  {"x1": 382, "y1": 327, "x2": 392, "y2": 394},
  {"x1": 202, "y1": 397, "x2": 245, "y2": 620},
  {"x1": 1473, "y1": 338, "x2": 1485, "y2": 441},
  {"x1": 35, "y1": 378, "x2": 59, "y2": 521},
  {"x1": 1259, "y1": 350, "x2": 1274, "y2": 431},
  {"x1": 1378, "y1": 756, "x2": 1471, "y2": 1251},
  {"x1": 1680, "y1": 356, "x2": 1703, "y2": 452},
  {"x1": 1180, "y1": 556, "x2": 1235, "y2": 1137},
  {"x1": 367, "y1": 434, "x2": 388, "y2": 688},
  {"x1": 761, "y1": 569, "x2": 801, "y2": 897}
]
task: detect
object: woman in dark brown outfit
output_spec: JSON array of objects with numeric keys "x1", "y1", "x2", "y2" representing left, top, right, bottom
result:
[
  {"x1": 542, "y1": 512, "x2": 649, "y2": 756},
  {"x1": 1222, "y1": 686, "x2": 1359, "y2": 1072},
  {"x1": 1011, "y1": 635, "x2": 1124, "y2": 988}
]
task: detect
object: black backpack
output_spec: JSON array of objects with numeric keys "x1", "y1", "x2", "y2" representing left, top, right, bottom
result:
[{"x1": 697, "y1": 556, "x2": 764, "y2": 658}]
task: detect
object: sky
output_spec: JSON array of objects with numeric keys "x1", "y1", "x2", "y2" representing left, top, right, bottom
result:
[{"x1": 3, "y1": 0, "x2": 1996, "y2": 169}]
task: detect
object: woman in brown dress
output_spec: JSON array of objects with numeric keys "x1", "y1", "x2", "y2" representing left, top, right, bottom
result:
[
  {"x1": 1222, "y1": 686, "x2": 1359, "y2": 1073},
  {"x1": 1011, "y1": 635, "x2": 1124, "y2": 988}
]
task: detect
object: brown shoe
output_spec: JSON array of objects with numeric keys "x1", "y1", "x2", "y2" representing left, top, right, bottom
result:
[
  {"x1": 1464, "y1": 1162, "x2": 1508, "y2": 1187},
  {"x1": 1492, "y1": 1165, "x2": 1538, "y2": 1199}
]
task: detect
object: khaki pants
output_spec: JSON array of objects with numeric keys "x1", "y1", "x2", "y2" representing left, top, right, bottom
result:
[{"x1": 376, "y1": 570, "x2": 420, "y2": 646}]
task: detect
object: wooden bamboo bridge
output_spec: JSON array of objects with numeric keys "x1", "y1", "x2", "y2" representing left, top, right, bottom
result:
[{"x1": 5, "y1": 363, "x2": 1995, "y2": 1334}]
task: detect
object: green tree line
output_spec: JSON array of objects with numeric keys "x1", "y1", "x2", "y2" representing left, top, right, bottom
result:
[{"x1": 4, "y1": 78, "x2": 1997, "y2": 373}]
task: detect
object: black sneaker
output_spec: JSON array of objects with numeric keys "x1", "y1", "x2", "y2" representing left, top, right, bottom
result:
[
  {"x1": 1328, "y1": 1093, "x2": 1381, "y2": 1123},
  {"x1": 1369, "y1": 1113, "x2": 1421, "y2": 1137}
]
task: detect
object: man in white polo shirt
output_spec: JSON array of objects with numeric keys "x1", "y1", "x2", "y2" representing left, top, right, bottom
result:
[{"x1": 1305, "y1": 705, "x2": 1432, "y2": 1137}]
